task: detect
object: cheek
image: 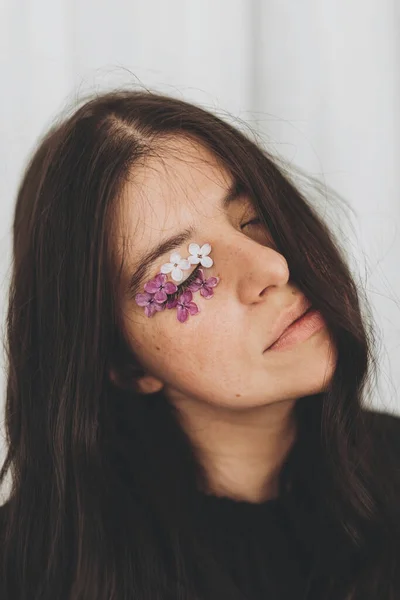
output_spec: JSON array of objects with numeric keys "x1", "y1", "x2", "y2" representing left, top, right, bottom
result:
[{"x1": 127, "y1": 298, "x2": 225, "y2": 380}]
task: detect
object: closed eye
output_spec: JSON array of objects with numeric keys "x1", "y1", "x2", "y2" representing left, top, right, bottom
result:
[
  {"x1": 175, "y1": 218, "x2": 262, "y2": 295},
  {"x1": 240, "y1": 217, "x2": 261, "y2": 230}
]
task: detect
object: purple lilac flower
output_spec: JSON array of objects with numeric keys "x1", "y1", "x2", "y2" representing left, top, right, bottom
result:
[
  {"x1": 144, "y1": 273, "x2": 178, "y2": 303},
  {"x1": 176, "y1": 290, "x2": 199, "y2": 323},
  {"x1": 135, "y1": 292, "x2": 167, "y2": 318},
  {"x1": 188, "y1": 268, "x2": 219, "y2": 298}
]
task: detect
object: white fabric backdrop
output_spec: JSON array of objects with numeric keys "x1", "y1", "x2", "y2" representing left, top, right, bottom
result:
[{"x1": 1, "y1": 0, "x2": 399, "y2": 422}]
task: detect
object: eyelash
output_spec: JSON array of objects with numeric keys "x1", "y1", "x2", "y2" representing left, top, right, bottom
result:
[{"x1": 174, "y1": 264, "x2": 202, "y2": 295}]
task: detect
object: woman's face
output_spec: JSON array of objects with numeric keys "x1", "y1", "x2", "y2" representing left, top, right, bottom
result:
[{"x1": 112, "y1": 136, "x2": 337, "y2": 409}]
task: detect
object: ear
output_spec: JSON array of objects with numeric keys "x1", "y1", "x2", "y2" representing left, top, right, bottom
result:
[
  {"x1": 109, "y1": 366, "x2": 164, "y2": 395},
  {"x1": 135, "y1": 374, "x2": 164, "y2": 394}
]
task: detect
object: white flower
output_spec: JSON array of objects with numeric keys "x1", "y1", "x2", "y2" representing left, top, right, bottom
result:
[
  {"x1": 160, "y1": 252, "x2": 191, "y2": 282},
  {"x1": 187, "y1": 243, "x2": 213, "y2": 268}
]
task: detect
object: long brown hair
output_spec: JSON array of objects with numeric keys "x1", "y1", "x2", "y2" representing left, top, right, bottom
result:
[{"x1": 0, "y1": 89, "x2": 399, "y2": 599}]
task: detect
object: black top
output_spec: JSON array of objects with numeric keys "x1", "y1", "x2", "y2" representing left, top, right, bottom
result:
[
  {"x1": 187, "y1": 408, "x2": 400, "y2": 600},
  {"x1": 0, "y1": 405, "x2": 399, "y2": 600},
  {"x1": 194, "y1": 491, "x2": 310, "y2": 599}
]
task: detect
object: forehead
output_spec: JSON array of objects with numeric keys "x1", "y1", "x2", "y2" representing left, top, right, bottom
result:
[{"x1": 115, "y1": 136, "x2": 234, "y2": 256}]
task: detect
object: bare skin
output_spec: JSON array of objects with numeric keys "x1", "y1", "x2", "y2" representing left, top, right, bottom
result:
[{"x1": 110, "y1": 136, "x2": 337, "y2": 503}]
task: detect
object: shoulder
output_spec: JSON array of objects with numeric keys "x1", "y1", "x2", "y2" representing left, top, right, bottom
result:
[
  {"x1": 362, "y1": 407, "x2": 400, "y2": 492},
  {"x1": 363, "y1": 407, "x2": 400, "y2": 450}
]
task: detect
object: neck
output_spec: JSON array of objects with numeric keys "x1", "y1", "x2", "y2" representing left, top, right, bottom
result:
[{"x1": 167, "y1": 393, "x2": 298, "y2": 504}]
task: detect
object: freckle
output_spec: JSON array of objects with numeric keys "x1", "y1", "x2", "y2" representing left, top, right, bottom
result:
[
  {"x1": 236, "y1": 393, "x2": 241, "y2": 397},
  {"x1": 156, "y1": 346, "x2": 161, "y2": 350}
]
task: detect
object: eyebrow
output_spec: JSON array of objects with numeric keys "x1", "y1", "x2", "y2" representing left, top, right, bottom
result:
[{"x1": 126, "y1": 179, "x2": 244, "y2": 298}]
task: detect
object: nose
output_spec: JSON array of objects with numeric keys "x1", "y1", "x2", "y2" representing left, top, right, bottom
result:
[{"x1": 232, "y1": 239, "x2": 289, "y2": 305}]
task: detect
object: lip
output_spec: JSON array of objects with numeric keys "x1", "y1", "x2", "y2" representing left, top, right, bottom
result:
[
  {"x1": 267, "y1": 308, "x2": 325, "y2": 351},
  {"x1": 263, "y1": 301, "x2": 313, "y2": 352}
]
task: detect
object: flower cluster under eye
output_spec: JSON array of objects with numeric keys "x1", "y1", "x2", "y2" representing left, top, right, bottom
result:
[{"x1": 135, "y1": 243, "x2": 219, "y2": 323}]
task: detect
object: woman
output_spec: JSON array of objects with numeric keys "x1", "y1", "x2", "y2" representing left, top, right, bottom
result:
[{"x1": 0, "y1": 89, "x2": 399, "y2": 600}]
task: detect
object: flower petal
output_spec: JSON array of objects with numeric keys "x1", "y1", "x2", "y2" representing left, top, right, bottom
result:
[
  {"x1": 200, "y1": 287, "x2": 214, "y2": 299},
  {"x1": 135, "y1": 292, "x2": 153, "y2": 306},
  {"x1": 154, "y1": 290, "x2": 167, "y2": 303},
  {"x1": 188, "y1": 255, "x2": 200, "y2": 265},
  {"x1": 188, "y1": 243, "x2": 201, "y2": 256},
  {"x1": 200, "y1": 243, "x2": 211, "y2": 256},
  {"x1": 205, "y1": 276, "x2": 219, "y2": 287},
  {"x1": 187, "y1": 302, "x2": 199, "y2": 315},
  {"x1": 187, "y1": 281, "x2": 201, "y2": 292},
  {"x1": 170, "y1": 252, "x2": 182, "y2": 264},
  {"x1": 145, "y1": 304, "x2": 156, "y2": 317},
  {"x1": 196, "y1": 269, "x2": 205, "y2": 281},
  {"x1": 144, "y1": 280, "x2": 160, "y2": 293},
  {"x1": 171, "y1": 267, "x2": 183, "y2": 282},
  {"x1": 164, "y1": 282, "x2": 178, "y2": 294},
  {"x1": 180, "y1": 290, "x2": 193, "y2": 303},
  {"x1": 166, "y1": 297, "x2": 178, "y2": 309},
  {"x1": 200, "y1": 256, "x2": 213, "y2": 268},
  {"x1": 154, "y1": 301, "x2": 166, "y2": 311},
  {"x1": 155, "y1": 273, "x2": 167, "y2": 285},
  {"x1": 160, "y1": 263, "x2": 173, "y2": 274},
  {"x1": 179, "y1": 259, "x2": 191, "y2": 270},
  {"x1": 177, "y1": 306, "x2": 188, "y2": 323}
]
